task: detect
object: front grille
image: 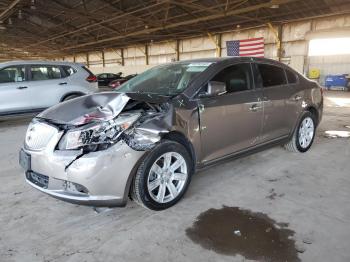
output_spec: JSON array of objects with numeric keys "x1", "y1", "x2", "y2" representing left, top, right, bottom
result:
[
  {"x1": 25, "y1": 121, "x2": 58, "y2": 150},
  {"x1": 26, "y1": 171, "x2": 49, "y2": 189}
]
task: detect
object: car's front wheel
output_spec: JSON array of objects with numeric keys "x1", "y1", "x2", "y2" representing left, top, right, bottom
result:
[
  {"x1": 131, "y1": 140, "x2": 193, "y2": 210},
  {"x1": 284, "y1": 111, "x2": 316, "y2": 153}
]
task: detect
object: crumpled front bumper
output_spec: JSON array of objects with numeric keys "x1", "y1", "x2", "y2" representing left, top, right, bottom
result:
[{"x1": 22, "y1": 132, "x2": 146, "y2": 207}]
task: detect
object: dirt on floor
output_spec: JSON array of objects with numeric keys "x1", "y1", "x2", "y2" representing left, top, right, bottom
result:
[{"x1": 0, "y1": 91, "x2": 350, "y2": 262}]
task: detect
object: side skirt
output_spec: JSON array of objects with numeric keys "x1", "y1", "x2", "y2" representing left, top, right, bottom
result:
[
  {"x1": 196, "y1": 135, "x2": 290, "y2": 171},
  {"x1": 0, "y1": 108, "x2": 47, "y2": 118}
]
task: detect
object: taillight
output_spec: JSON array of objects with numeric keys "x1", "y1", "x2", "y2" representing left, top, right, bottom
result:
[
  {"x1": 86, "y1": 75, "x2": 97, "y2": 83},
  {"x1": 113, "y1": 82, "x2": 121, "y2": 88}
]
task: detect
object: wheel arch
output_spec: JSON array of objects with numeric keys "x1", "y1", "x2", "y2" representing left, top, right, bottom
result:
[
  {"x1": 162, "y1": 131, "x2": 197, "y2": 172},
  {"x1": 60, "y1": 91, "x2": 85, "y2": 102},
  {"x1": 306, "y1": 106, "x2": 319, "y2": 125},
  {"x1": 125, "y1": 131, "x2": 196, "y2": 201},
  {"x1": 289, "y1": 107, "x2": 318, "y2": 140}
]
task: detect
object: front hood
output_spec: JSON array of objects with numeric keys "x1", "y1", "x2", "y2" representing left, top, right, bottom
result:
[{"x1": 37, "y1": 92, "x2": 170, "y2": 125}]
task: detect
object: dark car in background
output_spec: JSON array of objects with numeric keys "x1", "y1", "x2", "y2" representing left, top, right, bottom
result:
[
  {"x1": 108, "y1": 74, "x2": 137, "y2": 89},
  {"x1": 97, "y1": 72, "x2": 122, "y2": 87},
  {"x1": 19, "y1": 57, "x2": 323, "y2": 211}
]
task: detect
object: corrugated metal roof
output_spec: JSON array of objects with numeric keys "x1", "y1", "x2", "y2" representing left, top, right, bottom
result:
[{"x1": 0, "y1": 0, "x2": 350, "y2": 59}]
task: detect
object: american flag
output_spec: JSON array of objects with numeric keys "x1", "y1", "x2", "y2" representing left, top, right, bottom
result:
[{"x1": 226, "y1": 37, "x2": 265, "y2": 57}]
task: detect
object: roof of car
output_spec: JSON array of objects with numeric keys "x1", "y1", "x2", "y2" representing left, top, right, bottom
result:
[
  {"x1": 0, "y1": 60, "x2": 84, "y2": 67},
  {"x1": 174, "y1": 56, "x2": 283, "y2": 65}
]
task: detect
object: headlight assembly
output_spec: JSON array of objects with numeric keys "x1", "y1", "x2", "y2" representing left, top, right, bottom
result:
[{"x1": 58, "y1": 112, "x2": 141, "y2": 150}]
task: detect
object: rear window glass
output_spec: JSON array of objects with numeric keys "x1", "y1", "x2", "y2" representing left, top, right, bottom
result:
[
  {"x1": 285, "y1": 69, "x2": 297, "y2": 84},
  {"x1": 62, "y1": 66, "x2": 76, "y2": 76},
  {"x1": 257, "y1": 64, "x2": 287, "y2": 87},
  {"x1": 30, "y1": 65, "x2": 62, "y2": 81},
  {"x1": 82, "y1": 66, "x2": 94, "y2": 76}
]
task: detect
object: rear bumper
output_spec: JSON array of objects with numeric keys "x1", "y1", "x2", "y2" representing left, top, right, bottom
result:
[
  {"x1": 22, "y1": 138, "x2": 146, "y2": 207},
  {"x1": 318, "y1": 101, "x2": 323, "y2": 125}
]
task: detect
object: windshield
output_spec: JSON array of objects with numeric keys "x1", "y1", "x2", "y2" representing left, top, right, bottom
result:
[{"x1": 117, "y1": 62, "x2": 212, "y2": 96}]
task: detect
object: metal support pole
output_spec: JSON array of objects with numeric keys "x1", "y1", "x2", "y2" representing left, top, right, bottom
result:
[
  {"x1": 278, "y1": 24, "x2": 283, "y2": 61},
  {"x1": 175, "y1": 39, "x2": 180, "y2": 61},
  {"x1": 120, "y1": 48, "x2": 124, "y2": 66},
  {"x1": 86, "y1": 53, "x2": 89, "y2": 67},
  {"x1": 217, "y1": 33, "x2": 222, "y2": 57},
  {"x1": 145, "y1": 44, "x2": 149, "y2": 65},
  {"x1": 102, "y1": 50, "x2": 105, "y2": 67}
]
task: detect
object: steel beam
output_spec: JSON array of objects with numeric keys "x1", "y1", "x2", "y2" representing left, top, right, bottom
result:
[
  {"x1": 0, "y1": 0, "x2": 21, "y2": 21},
  {"x1": 60, "y1": 0, "x2": 295, "y2": 51}
]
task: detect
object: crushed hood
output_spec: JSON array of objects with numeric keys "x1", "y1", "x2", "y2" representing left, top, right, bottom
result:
[{"x1": 38, "y1": 92, "x2": 170, "y2": 125}]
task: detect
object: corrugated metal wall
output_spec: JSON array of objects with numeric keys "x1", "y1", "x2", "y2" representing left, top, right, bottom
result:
[{"x1": 60, "y1": 14, "x2": 350, "y2": 83}]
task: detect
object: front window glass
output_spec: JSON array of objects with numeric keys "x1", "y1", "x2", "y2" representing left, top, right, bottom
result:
[
  {"x1": 0, "y1": 66, "x2": 26, "y2": 83},
  {"x1": 30, "y1": 65, "x2": 62, "y2": 81},
  {"x1": 117, "y1": 62, "x2": 212, "y2": 95},
  {"x1": 211, "y1": 63, "x2": 251, "y2": 93},
  {"x1": 99, "y1": 74, "x2": 108, "y2": 79}
]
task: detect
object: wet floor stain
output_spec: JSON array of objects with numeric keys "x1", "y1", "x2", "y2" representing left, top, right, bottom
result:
[
  {"x1": 186, "y1": 207, "x2": 300, "y2": 262},
  {"x1": 266, "y1": 189, "x2": 285, "y2": 200}
]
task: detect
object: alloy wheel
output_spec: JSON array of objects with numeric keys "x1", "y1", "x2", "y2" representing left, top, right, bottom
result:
[
  {"x1": 298, "y1": 117, "x2": 315, "y2": 149},
  {"x1": 147, "y1": 152, "x2": 188, "y2": 204}
]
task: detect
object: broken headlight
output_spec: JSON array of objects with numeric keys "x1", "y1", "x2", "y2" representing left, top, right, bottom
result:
[{"x1": 58, "y1": 112, "x2": 141, "y2": 150}]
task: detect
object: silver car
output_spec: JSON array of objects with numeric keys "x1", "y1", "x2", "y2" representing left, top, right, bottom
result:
[
  {"x1": 19, "y1": 57, "x2": 323, "y2": 210},
  {"x1": 0, "y1": 61, "x2": 98, "y2": 116}
]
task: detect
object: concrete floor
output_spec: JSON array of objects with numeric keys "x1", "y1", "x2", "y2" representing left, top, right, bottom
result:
[{"x1": 0, "y1": 91, "x2": 349, "y2": 262}]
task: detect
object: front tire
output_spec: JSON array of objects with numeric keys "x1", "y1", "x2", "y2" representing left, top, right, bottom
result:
[
  {"x1": 131, "y1": 140, "x2": 193, "y2": 210},
  {"x1": 284, "y1": 111, "x2": 316, "y2": 153}
]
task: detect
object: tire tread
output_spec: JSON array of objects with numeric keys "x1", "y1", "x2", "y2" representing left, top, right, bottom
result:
[
  {"x1": 284, "y1": 111, "x2": 316, "y2": 153},
  {"x1": 130, "y1": 139, "x2": 193, "y2": 210}
]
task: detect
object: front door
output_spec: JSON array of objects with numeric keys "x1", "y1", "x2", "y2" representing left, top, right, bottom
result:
[
  {"x1": 198, "y1": 63, "x2": 263, "y2": 163},
  {"x1": 0, "y1": 65, "x2": 32, "y2": 115}
]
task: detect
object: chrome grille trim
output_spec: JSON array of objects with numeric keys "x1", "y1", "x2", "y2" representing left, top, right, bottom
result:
[{"x1": 25, "y1": 122, "x2": 58, "y2": 151}]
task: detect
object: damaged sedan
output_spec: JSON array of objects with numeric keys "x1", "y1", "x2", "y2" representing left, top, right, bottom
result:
[{"x1": 19, "y1": 57, "x2": 323, "y2": 210}]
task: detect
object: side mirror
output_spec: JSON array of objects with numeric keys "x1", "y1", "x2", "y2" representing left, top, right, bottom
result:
[{"x1": 199, "y1": 81, "x2": 227, "y2": 98}]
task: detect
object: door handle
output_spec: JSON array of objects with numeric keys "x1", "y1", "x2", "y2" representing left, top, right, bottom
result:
[
  {"x1": 294, "y1": 95, "x2": 302, "y2": 101},
  {"x1": 16, "y1": 86, "x2": 28, "y2": 89},
  {"x1": 59, "y1": 82, "x2": 67, "y2": 85}
]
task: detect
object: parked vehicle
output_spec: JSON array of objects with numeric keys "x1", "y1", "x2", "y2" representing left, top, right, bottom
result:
[
  {"x1": 0, "y1": 61, "x2": 98, "y2": 116},
  {"x1": 108, "y1": 74, "x2": 137, "y2": 89},
  {"x1": 97, "y1": 72, "x2": 122, "y2": 87},
  {"x1": 19, "y1": 57, "x2": 323, "y2": 210}
]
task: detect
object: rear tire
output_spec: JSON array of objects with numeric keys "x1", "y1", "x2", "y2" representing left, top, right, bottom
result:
[
  {"x1": 284, "y1": 111, "x2": 316, "y2": 153},
  {"x1": 131, "y1": 140, "x2": 193, "y2": 210}
]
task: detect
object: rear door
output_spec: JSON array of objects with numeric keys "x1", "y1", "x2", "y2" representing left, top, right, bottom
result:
[
  {"x1": 198, "y1": 63, "x2": 263, "y2": 163},
  {"x1": 0, "y1": 65, "x2": 32, "y2": 115},
  {"x1": 25, "y1": 64, "x2": 68, "y2": 108},
  {"x1": 254, "y1": 63, "x2": 291, "y2": 142},
  {"x1": 284, "y1": 68, "x2": 302, "y2": 130}
]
